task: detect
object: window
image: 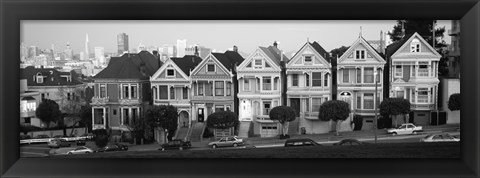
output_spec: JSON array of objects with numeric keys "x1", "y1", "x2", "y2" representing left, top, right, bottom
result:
[
  {"x1": 170, "y1": 87, "x2": 175, "y2": 99},
  {"x1": 254, "y1": 59, "x2": 262, "y2": 66},
  {"x1": 113, "y1": 109, "x2": 117, "y2": 115},
  {"x1": 274, "y1": 78, "x2": 278, "y2": 90},
  {"x1": 99, "y1": 85, "x2": 106, "y2": 98},
  {"x1": 363, "y1": 93, "x2": 374, "y2": 109},
  {"x1": 263, "y1": 77, "x2": 271, "y2": 90},
  {"x1": 343, "y1": 69, "x2": 349, "y2": 83},
  {"x1": 312, "y1": 72, "x2": 322, "y2": 86},
  {"x1": 207, "y1": 64, "x2": 215, "y2": 72},
  {"x1": 123, "y1": 85, "x2": 129, "y2": 99},
  {"x1": 417, "y1": 88, "x2": 429, "y2": 103},
  {"x1": 131, "y1": 85, "x2": 137, "y2": 99},
  {"x1": 36, "y1": 73, "x2": 43, "y2": 83},
  {"x1": 183, "y1": 87, "x2": 188, "y2": 99},
  {"x1": 153, "y1": 87, "x2": 157, "y2": 100},
  {"x1": 397, "y1": 91, "x2": 405, "y2": 98},
  {"x1": 292, "y1": 74, "x2": 298, "y2": 87},
  {"x1": 215, "y1": 81, "x2": 224, "y2": 96},
  {"x1": 94, "y1": 108, "x2": 104, "y2": 124},
  {"x1": 395, "y1": 65, "x2": 402, "y2": 77},
  {"x1": 215, "y1": 105, "x2": 224, "y2": 112},
  {"x1": 312, "y1": 98, "x2": 322, "y2": 112},
  {"x1": 410, "y1": 39, "x2": 421, "y2": 52},
  {"x1": 411, "y1": 65, "x2": 416, "y2": 77},
  {"x1": 41, "y1": 93, "x2": 45, "y2": 100},
  {"x1": 304, "y1": 56, "x2": 312, "y2": 64},
  {"x1": 418, "y1": 65, "x2": 429, "y2": 77},
  {"x1": 159, "y1": 86, "x2": 168, "y2": 99},
  {"x1": 357, "y1": 95, "x2": 361, "y2": 109},
  {"x1": 324, "y1": 73, "x2": 328, "y2": 87},
  {"x1": 167, "y1": 69, "x2": 175, "y2": 77},
  {"x1": 355, "y1": 50, "x2": 365, "y2": 59},
  {"x1": 24, "y1": 117, "x2": 31, "y2": 124},
  {"x1": 364, "y1": 68, "x2": 374, "y2": 83},
  {"x1": 226, "y1": 82, "x2": 231, "y2": 96},
  {"x1": 306, "y1": 99, "x2": 310, "y2": 112},
  {"x1": 257, "y1": 78, "x2": 260, "y2": 91},
  {"x1": 226, "y1": 105, "x2": 231, "y2": 111},
  {"x1": 263, "y1": 101, "x2": 271, "y2": 115},
  {"x1": 356, "y1": 68, "x2": 361, "y2": 83},
  {"x1": 198, "y1": 83, "x2": 204, "y2": 96},
  {"x1": 67, "y1": 93, "x2": 71, "y2": 100},
  {"x1": 244, "y1": 79, "x2": 250, "y2": 91},
  {"x1": 305, "y1": 74, "x2": 310, "y2": 86},
  {"x1": 122, "y1": 108, "x2": 130, "y2": 125},
  {"x1": 131, "y1": 108, "x2": 138, "y2": 122}
]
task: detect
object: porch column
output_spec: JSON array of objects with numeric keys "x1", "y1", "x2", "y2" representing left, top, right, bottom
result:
[
  {"x1": 103, "y1": 108, "x2": 106, "y2": 128},
  {"x1": 91, "y1": 108, "x2": 95, "y2": 129},
  {"x1": 224, "y1": 80, "x2": 227, "y2": 96}
]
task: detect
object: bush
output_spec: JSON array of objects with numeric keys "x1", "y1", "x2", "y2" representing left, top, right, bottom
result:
[
  {"x1": 448, "y1": 93, "x2": 461, "y2": 111},
  {"x1": 207, "y1": 111, "x2": 239, "y2": 129},
  {"x1": 202, "y1": 127, "x2": 214, "y2": 138},
  {"x1": 353, "y1": 115, "x2": 363, "y2": 131},
  {"x1": 379, "y1": 98, "x2": 411, "y2": 116},
  {"x1": 92, "y1": 129, "x2": 109, "y2": 148}
]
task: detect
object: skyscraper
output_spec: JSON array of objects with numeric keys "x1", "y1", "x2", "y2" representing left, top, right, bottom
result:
[
  {"x1": 176, "y1": 39, "x2": 187, "y2": 57},
  {"x1": 85, "y1": 33, "x2": 90, "y2": 60},
  {"x1": 95, "y1": 47, "x2": 105, "y2": 65},
  {"x1": 64, "y1": 42, "x2": 74, "y2": 60},
  {"x1": 117, "y1": 33, "x2": 129, "y2": 55}
]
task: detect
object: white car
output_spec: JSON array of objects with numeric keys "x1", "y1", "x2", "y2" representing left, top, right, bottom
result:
[
  {"x1": 208, "y1": 136, "x2": 244, "y2": 149},
  {"x1": 66, "y1": 146, "x2": 94, "y2": 155},
  {"x1": 387, "y1": 123, "x2": 423, "y2": 136},
  {"x1": 420, "y1": 133, "x2": 460, "y2": 142}
]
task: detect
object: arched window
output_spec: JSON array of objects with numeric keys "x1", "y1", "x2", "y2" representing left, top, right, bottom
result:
[{"x1": 410, "y1": 39, "x2": 421, "y2": 53}]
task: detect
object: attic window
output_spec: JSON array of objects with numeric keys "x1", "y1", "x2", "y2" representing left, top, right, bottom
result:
[
  {"x1": 304, "y1": 56, "x2": 312, "y2": 64},
  {"x1": 355, "y1": 50, "x2": 365, "y2": 59},
  {"x1": 36, "y1": 73, "x2": 43, "y2": 83},
  {"x1": 207, "y1": 64, "x2": 215, "y2": 72},
  {"x1": 167, "y1": 69, "x2": 175, "y2": 77},
  {"x1": 410, "y1": 39, "x2": 421, "y2": 53}
]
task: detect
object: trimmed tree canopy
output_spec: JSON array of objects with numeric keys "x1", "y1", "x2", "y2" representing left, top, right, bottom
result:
[
  {"x1": 269, "y1": 106, "x2": 296, "y2": 124},
  {"x1": 448, "y1": 93, "x2": 461, "y2": 111},
  {"x1": 145, "y1": 105, "x2": 178, "y2": 131},
  {"x1": 207, "y1": 111, "x2": 239, "y2": 129},
  {"x1": 379, "y1": 98, "x2": 411, "y2": 116},
  {"x1": 35, "y1": 99, "x2": 62, "y2": 127},
  {"x1": 318, "y1": 100, "x2": 350, "y2": 122}
]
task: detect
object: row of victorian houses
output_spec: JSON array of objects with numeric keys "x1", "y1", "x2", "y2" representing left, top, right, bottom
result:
[{"x1": 88, "y1": 32, "x2": 443, "y2": 141}]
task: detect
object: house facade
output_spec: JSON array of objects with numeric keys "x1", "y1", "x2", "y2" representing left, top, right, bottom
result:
[
  {"x1": 90, "y1": 51, "x2": 161, "y2": 135},
  {"x1": 337, "y1": 35, "x2": 386, "y2": 130},
  {"x1": 286, "y1": 41, "x2": 332, "y2": 134},
  {"x1": 385, "y1": 32, "x2": 441, "y2": 125},
  {"x1": 237, "y1": 42, "x2": 288, "y2": 137}
]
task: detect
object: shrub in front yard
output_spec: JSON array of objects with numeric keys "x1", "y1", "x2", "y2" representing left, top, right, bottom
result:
[
  {"x1": 353, "y1": 115, "x2": 363, "y2": 131},
  {"x1": 93, "y1": 129, "x2": 109, "y2": 148}
]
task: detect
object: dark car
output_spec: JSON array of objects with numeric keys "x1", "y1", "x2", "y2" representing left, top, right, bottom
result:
[
  {"x1": 159, "y1": 139, "x2": 191, "y2": 151},
  {"x1": 98, "y1": 143, "x2": 128, "y2": 152},
  {"x1": 333, "y1": 139, "x2": 368, "y2": 146},
  {"x1": 76, "y1": 139, "x2": 86, "y2": 146},
  {"x1": 48, "y1": 138, "x2": 71, "y2": 148},
  {"x1": 284, "y1": 138, "x2": 321, "y2": 147}
]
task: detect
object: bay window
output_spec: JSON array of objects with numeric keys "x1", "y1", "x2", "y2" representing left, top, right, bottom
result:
[
  {"x1": 263, "y1": 77, "x2": 271, "y2": 90},
  {"x1": 159, "y1": 86, "x2": 168, "y2": 99},
  {"x1": 170, "y1": 87, "x2": 175, "y2": 99},
  {"x1": 215, "y1": 81, "x2": 224, "y2": 96},
  {"x1": 363, "y1": 93, "x2": 374, "y2": 109},
  {"x1": 313, "y1": 72, "x2": 322, "y2": 86},
  {"x1": 417, "y1": 88, "x2": 429, "y2": 103},
  {"x1": 312, "y1": 98, "x2": 322, "y2": 112},
  {"x1": 292, "y1": 74, "x2": 298, "y2": 87},
  {"x1": 263, "y1": 101, "x2": 271, "y2": 115},
  {"x1": 244, "y1": 79, "x2": 250, "y2": 91},
  {"x1": 364, "y1": 68, "x2": 374, "y2": 83}
]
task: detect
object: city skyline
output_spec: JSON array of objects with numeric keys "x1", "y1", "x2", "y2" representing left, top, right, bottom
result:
[{"x1": 21, "y1": 20, "x2": 452, "y2": 55}]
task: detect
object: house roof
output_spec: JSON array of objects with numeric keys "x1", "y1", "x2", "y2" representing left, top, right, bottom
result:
[
  {"x1": 212, "y1": 51, "x2": 245, "y2": 72},
  {"x1": 259, "y1": 46, "x2": 289, "y2": 66},
  {"x1": 94, "y1": 51, "x2": 160, "y2": 79},
  {"x1": 385, "y1": 34, "x2": 413, "y2": 57},
  {"x1": 170, "y1": 55, "x2": 203, "y2": 76},
  {"x1": 20, "y1": 66, "x2": 84, "y2": 86},
  {"x1": 309, "y1": 41, "x2": 330, "y2": 62}
]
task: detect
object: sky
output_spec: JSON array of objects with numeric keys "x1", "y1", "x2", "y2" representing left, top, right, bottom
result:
[{"x1": 21, "y1": 20, "x2": 452, "y2": 55}]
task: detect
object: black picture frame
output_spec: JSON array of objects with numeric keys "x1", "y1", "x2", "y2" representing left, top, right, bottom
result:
[{"x1": 1, "y1": 0, "x2": 479, "y2": 177}]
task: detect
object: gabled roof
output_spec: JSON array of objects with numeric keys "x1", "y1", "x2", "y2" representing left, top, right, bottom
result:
[
  {"x1": 94, "y1": 51, "x2": 160, "y2": 79},
  {"x1": 170, "y1": 55, "x2": 203, "y2": 76},
  {"x1": 385, "y1": 34, "x2": 414, "y2": 57},
  {"x1": 309, "y1": 41, "x2": 330, "y2": 62},
  {"x1": 259, "y1": 46, "x2": 289, "y2": 66},
  {"x1": 338, "y1": 35, "x2": 386, "y2": 64},
  {"x1": 20, "y1": 66, "x2": 84, "y2": 86},
  {"x1": 212, "y1": 51, "x2": 245, "y2": 72}
]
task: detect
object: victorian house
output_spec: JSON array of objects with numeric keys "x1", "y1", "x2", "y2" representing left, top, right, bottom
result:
[
  {"x1": 150, "y1": 55, "x2": 202, "y2": 142},
  {"x1": 337, "y1": 34, "x2": 386, "y2": 130},
  {"x1": 91, "y1": 51, "x2": 161, "y2": 136},
  {"x1": 385, "y1": 32, "x2": 441, "y2": 125},
  {"x1": 237, "y1": 42, "x2": 289, "y2": 138},
  {"x1": 188, "y1": 50, "x2": 242, "y2": 141},
  {"x1": 286, "y1": 41, "x2": 332, "y2": 134}
]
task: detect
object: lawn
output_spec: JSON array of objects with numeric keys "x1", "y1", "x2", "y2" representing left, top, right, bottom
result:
[{"x1": 53, "y1": 142, "x2": 460, "y2": 158}]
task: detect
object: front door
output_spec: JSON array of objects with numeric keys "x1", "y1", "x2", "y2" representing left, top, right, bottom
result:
[
  {"x1": 290, "y1": 98, "x2": 300, "y2": 117},
  {"x1": 198, "y1": 108, "x2": 204, "y2": 122}
]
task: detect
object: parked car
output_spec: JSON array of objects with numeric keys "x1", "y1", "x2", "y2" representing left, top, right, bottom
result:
[
  {"x1": 30, "y1": 134, "x2": 52, "y2": 143},
  {"x1": 20, "y1": 135, "x2": 32, "y2": 144},
  {"x1": 48, "y1": 138, "x2": 71, "y2": 148},
  {"x1": 76, "y1": 139, "x2": 86, "y2": 146},
  {"x1": 387, "y1": 123, "x2": 423, "y2": 136},
  {"x1": 66, "y1": 146, "x2": 94, "y2": 155},
  {"x1": 333, "y1": 139, "x2": 368, "y2": 146},
  {"x1": 208, "y1": 136, "x2": 244, "y2": 149},
  {"x1": 79, "y1": 133, "x2": 94, "y2": 141},
  {"x1": 284, "y1": 138, "x2": 321, "y2": 147},
  {"x1": 420, "y1": 133, "x2": 460, "y2": 142},
  {"x1": 98, "y1": 143, "x2": 129, "y2": 152},
  {"x1": 53, "y1": 135, "x2": 65, "y2": 139},
  {"x1": 159, "y1": 139, "x2": 192, "y2": 151}
]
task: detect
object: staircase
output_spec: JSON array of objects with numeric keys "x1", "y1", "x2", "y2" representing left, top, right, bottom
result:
[
  {"x1": 174, "y1": 126, "x2": 189, "y2": 141},
  {"x1": 287, "y1": 118, "x2": 300, "y2": 135},
  {"x1": 238, "y1": 121, "x2": 252, "y2": 138},
  {"x1": 189, "y1": 122, "x2": 205, "y2": 142}
]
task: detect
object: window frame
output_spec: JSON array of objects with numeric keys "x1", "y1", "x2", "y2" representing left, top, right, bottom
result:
[
  {"x1": 292, "y1": 74, "x2": 298, "y2": 87},
  {"x1": 207, "y1": 64, "x2": 215, "y2": 72},
  {"x1": 170, "y1": 87, "x2": 175, "y2": 100},
  {"x1": 410, "y1": 39, "x2": 421, "y2": 53},
  {"x1": 312, "y1": 98, "x2": 322, "y2": 113},
  {"x1": 130, "y1": 84, "x2": 138, "y2": 99},
  {"x1": 263, "y1": 101, "x2": 271, "y2": 115},
  {"x1": 305, "y1": 74, "x2": 310, "y2": 87},
  {"x1": 304, "y1": 55, "x2": 313, "y2": 64},
  {"x1": 312, "y1": 72, "x2": 322, "y2": 87},
  {"x1": 395, "y1": 65, "x2": 403, "y2": 78},
  {"x1": 243, "y1": 79, "x2": 250, "y2": 91},
  {"x1": 198, "y1": 82, "x2": 204, "y2": 96},
  {"x1": 166, "y1": 69, "x2": 175, "y2": 77},
  {"x1": 100, "y1": 84, "x2": 106, "y2": 98},
  {"x1": 364, "y1": 68, "x2": 374, "y2": 83},
  {"x1": 215, "y1": 81, "x2": 224, "y2": 96},
  {"x1": 363, "y1": 93, "x2": 374, "y2": 110},
  {"x1": 263, "y1": 76, "x2": 272, "y2": 91},
  {"x1": 355, "y1": 50, "x2": 366, "y2": 59},
  {"x1": 342, "y1": 69, "x2": 349, "y2": 83},
  {"x1": 183, "y1": 87, "x2": 188, "y2": 99}
]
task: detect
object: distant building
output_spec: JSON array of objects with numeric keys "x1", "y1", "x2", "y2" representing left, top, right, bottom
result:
[
  {"x1": 117, "y1": 33, "x2": 129, "y2": 55},
  {"x1": 185, "y1": 45, "x2": 212, "y2": 59},
  {"x1": 137, "y1": 43, "x2": 146, "y2": 52},
  {"x1": 85, "y1": 34, "x2": 90, "y2": 60},
  {"x1": 367, "y1": 30, "x2": 387, "y2": 54},
  {"x1": 94, "y1": 47, "x2": 106, "y2": 65},
  {"x1": 20, "y1": 79, "x2": 42, "y2": 128},
  {"x1": 447, "y1": 20, "x2": 460, "y2": 78},
  {"x1": 64, "y1": 42, "x2": 74, "y2": 60},
  {"x1": 176, "y1": 39, "x2": 187, "y2": 57},
  {"x1": 28, "y1": 46, "x2": 40, "y2": 59}
]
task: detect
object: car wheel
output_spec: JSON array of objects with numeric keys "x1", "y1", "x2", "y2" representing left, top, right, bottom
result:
[
  {"x1": 85, "y1": 151, "x2": 90, "y2": 154},
  {"x1": 179, "y1": 147, "x2": 183, "y2": 150},
  {"x1": 212, "y1": 145, "x2": 217, "y2": 149},
  {"x1": 392, "y1": 132, "x2": 397, "y2": 136},
  {"x1": 161, "y1": 148, "x2": 165, "y2": 151},
  {"x1": 68, "y1": 152, "x2": 72, "y2": 155},
  {"x1": 233, "y1": 143, "x2": 238, "y2": 147},
  {"x1": 412, "y1": 131, "x2": 417, "y2": 135}
]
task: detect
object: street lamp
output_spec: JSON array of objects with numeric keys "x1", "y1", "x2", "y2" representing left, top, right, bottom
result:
[{"x1": 374, "y1": 70, "x2": 379, "y2": 144}]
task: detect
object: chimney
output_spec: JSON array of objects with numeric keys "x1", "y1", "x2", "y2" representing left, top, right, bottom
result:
[
  {"x1": 273, "y1": 41, "x2": 278, "y2": 48},
  {"x1": 194, "y1": 46, "x2": 199, "y2": 57},
  {"x1": 233, "y1": 45, "x2": 238, "y2": 52}
]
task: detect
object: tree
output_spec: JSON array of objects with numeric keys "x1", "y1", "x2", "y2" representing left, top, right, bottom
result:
[
  {"x1": 330, "y1": 46, "x2": 350, "y2": 59},
  {"x1": 145, "y1": 105, "x2": 178, "y2": 142},
  {"x1": 269, "y1": 106, "x2": 296, "y2": 138},
  {"x1": 448, "y1": 93, "x2": 461, "y2": 111},
  {"x1": 129, "y1": 116, "x2": 156, "y2": 144},
  {"x1": 78, "y1": 105, "x2": 93, "y2": 133},
  {"x1": 35, "y1": 99, "x2": 62, "y2": 128},
  {"x1": 92, "y1": 129, "x2": 109, "y2": 148},
  {"x1": 379, "y1": 98, "x2": 411, "y2": 127},
  {"x1": 318, "y1": 100, "x2": 350, "y2": 136},
  {"x1": 388, "y1": 20, "x2": 447, "y2": 50},
  {"x1": 206, "y1": 111, "x2": 239, "y2": 138}
]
